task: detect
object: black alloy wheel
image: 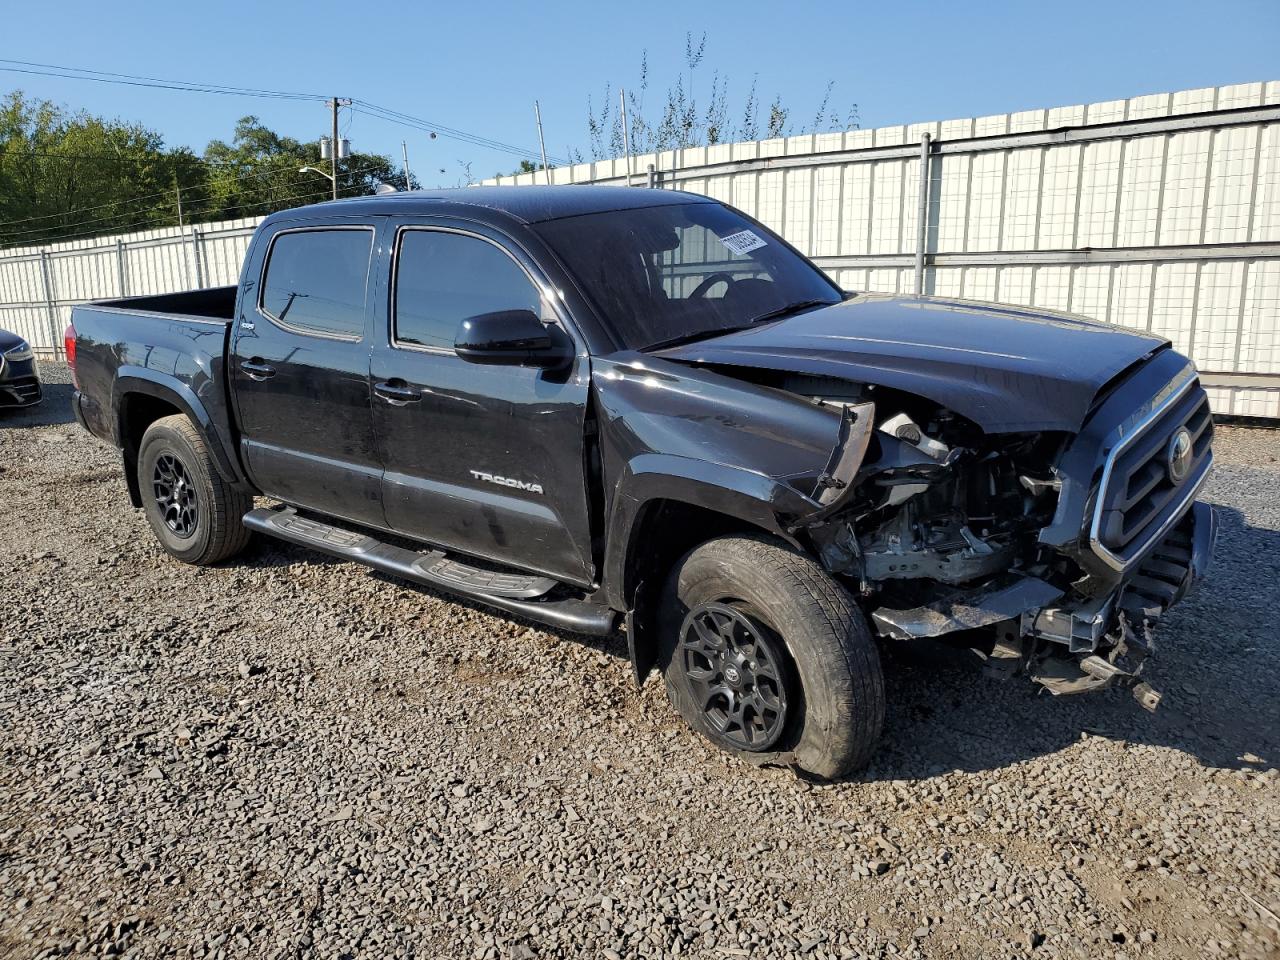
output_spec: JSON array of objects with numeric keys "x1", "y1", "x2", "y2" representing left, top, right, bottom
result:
[
  {"x1": 152, "y1": 452, "x2": 198, "y2": 538},
  {"x1": 677, "y1": 601, "x2": 790, "y2": 751}
]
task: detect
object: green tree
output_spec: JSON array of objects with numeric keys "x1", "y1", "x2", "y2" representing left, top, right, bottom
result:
[
  {"x1": 0, "y1": 91, "x2": 188, "y2": 246},
  {"x1": 0, "y1": 95, "x2": 417, "y2": 248},
  {"x1": 200, "y1": 116, "x2": 412, "y2": 221}
]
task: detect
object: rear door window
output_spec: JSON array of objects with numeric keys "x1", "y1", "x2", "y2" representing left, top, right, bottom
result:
[{"x1": 260, "y1": 228, "x2": 374, "y2": 338}]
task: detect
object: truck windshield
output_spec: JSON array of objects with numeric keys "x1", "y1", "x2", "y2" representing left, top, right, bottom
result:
[{"x1": 532, "y1": 202, "x2": 842, "y2": 351}]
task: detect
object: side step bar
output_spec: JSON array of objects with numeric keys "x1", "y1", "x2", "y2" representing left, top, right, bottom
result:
[{"x1": 243, "y1": 507, "x2": 617, "y2": 636}]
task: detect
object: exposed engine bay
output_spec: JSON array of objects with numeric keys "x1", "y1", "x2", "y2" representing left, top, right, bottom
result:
[{"x1": 764, "y1": 373, "x2": 1216, "y2": 712}]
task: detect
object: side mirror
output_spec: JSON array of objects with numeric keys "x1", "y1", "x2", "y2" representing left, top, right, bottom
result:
[{"x1": 454, "y1": 310, "x2": 570, "y2": 368}]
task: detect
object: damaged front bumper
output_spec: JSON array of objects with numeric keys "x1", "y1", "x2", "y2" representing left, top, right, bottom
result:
[{"x1": 870, "y1": 500, "x2": 1217, "y2": 710}]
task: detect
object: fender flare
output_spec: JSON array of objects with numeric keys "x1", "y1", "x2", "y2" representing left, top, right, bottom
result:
[
  {"x1": 113, "y1": 368, "x2": 244, "y2": 504},
  {"x1": 605, "y1": 455, "x2": 820, "y2": 686},
  {"x1": 602, "y1": 451, "x2": 817, "y2": 608}
]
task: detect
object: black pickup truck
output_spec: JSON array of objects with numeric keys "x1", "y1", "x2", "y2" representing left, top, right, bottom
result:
[{"x1": 69, "y1": 186, "x2": 1215, "y2": 778}]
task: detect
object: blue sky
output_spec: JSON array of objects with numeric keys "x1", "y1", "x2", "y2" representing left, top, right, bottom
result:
[{"x1": 3, "y1": 0, "x2": 1278, "y2": 187}]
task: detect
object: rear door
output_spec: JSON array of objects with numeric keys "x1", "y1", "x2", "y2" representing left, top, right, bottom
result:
[
  {"x1": 369, "y1": 218, "x2": 596, "y2": 586},
  {"x1": 231, "y1": 219, "x2": 384, "y2": 526}
]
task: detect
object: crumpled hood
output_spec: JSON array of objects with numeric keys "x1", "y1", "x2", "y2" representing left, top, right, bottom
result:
[{"x1": 653, "y1": 294, "x2": 1170, "y2": 433}]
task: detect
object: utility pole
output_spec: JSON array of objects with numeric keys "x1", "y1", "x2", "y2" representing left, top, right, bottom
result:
[
  {"x1": 401, "y1": 141, "x2": 412, "y2": 191},
  {"x1": 174, "y1": 175, "x2": 190, "y2": 288},
  {"x1": 329, "y1": 98, "x2": 340, "y2": 201},
  {"x1": 534, "y1": 100, "x2": 551, "y2": 186},
  {"x1": 327, "y1": 98, "x2": 351, "y2": 201},
  {"x1": 619, "y1": 87, "x2": 634, "y2": 187}
]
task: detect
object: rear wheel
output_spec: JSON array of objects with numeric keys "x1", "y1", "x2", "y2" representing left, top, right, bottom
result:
[
  {"x1": 659, "y1": 535, "x2": 885, "y2": 779},
  {"x1": 138, "y1": 414, "x2": 253, "y2": 565}
]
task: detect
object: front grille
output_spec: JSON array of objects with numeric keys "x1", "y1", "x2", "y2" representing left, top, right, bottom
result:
[
  {"x1": 0, "y1": 375, "x2": 41, "y2": 406},
  {"x1": 1092, "y1": 382, "x2": 1212, "y2": 567}
]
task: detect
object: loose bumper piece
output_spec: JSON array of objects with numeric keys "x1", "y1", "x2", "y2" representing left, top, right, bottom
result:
[
  {"x1": 870, "y1": 500, "x2": 1216, "y2": 712},
  {"x1": 871, "y1": 576, "x2": 1063, "y2": 641}
]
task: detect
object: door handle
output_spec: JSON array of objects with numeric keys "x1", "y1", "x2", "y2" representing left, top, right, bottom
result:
[
  {"x1": 240, "y1": 359, "x2": 276, "y2": 381},
  {"x1": 374, "y1": 380, "x2": 421, "y2": 405}
]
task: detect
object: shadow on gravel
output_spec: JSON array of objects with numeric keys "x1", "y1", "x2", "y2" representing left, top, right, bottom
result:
[
  {"x1": 232, "y1": 531, "x2": 631, "y2": 659},
  {"x1": 0, "y1": 382, "x2": 75, "y2": 427},
  {"x1": 236, "y1": 502, "x2": 1277, "y2": 784},
  {"x1": 852, "y1": 502, "x2": 1279, "y2": 785},
  {"x1": 365, "y1": 569, "x2": 632, "y2": 662},
  {"x1": 238, "y1": 537, "x2": 349, "y2": 570}
]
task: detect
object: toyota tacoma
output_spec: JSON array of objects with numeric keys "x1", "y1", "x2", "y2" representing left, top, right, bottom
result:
[{"x1": 68, "y1": 186, "x2": 1216, "y2": 778}]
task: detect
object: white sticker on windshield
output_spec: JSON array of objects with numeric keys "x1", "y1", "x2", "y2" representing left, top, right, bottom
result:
[{"x1": 718, "y1": 229, "x2": 768, "y2": 255}]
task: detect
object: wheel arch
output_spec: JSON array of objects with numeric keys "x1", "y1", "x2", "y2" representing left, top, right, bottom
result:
[
  {"x1": 604, "y1": 461, "x2": 818, "y2": 686},
  {"x1": 114, "y1": 371, "x2": 241, "y2": 508}
]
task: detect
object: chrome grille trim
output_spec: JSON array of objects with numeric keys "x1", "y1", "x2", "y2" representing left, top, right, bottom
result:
[{"x1": 1088, "y1": 373, "x2": 1212, "y2": 572}]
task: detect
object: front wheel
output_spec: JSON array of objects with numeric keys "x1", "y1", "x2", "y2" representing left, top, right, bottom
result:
[
  {"x1": 138, "y1": 414, "x2": 253, "y2": 566},
  {"x1": 659, "y1": 535, "x2": 885, "y2": 779}
]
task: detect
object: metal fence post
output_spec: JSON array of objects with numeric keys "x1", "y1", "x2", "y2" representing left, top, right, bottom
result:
[
  {"x1": 191, "y1": 229, "x2": 204, "y2": 289},
  {"x1": 115, "y1": 239, "x2": 128, "y2": 298},
  {"x1": 914, "y1": 133, "x2": 932, "y2": 296},
  {"x1": 38, "y1": 250, "x2": 62, "y2": 360}
]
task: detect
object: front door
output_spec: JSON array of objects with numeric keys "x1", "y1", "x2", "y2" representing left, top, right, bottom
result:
[
  {"x1": 369, "y1": 221, "x2": 595, "y2": 586},
  {"x1": 231, "y1": 222, "x2": 384, "y2": 526}
]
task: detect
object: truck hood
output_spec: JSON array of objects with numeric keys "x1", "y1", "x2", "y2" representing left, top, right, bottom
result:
[{"x1": 652, "y1": 294, "x2": 1169, "y2": 433}]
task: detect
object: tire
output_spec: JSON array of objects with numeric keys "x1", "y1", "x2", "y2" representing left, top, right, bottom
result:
[
  {"x1": 658, "y1": 535, "x2": 885, "y2": 779},
  {"x1": 137, "y1": 414, "x2": 253, "y2": 566}
]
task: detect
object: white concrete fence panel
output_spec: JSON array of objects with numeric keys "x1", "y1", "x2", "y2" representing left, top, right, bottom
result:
[
  {"x1": 487, "y1": 80, "x2": 1280, "y2": 418},
  {"x1": 0, "y1": 217, "x2": 262, "y2": 363},
  {"x1": 2, "y1": 80, "x2": 1277, "y2": 416}
]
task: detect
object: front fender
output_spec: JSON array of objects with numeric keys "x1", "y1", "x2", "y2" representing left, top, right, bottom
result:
[
  {"x1": 602, "y1": 452, "x2": 819, "y2": 607},
  {"x1": 593, "y1": 354, "x2": 871, "y2": 610}
]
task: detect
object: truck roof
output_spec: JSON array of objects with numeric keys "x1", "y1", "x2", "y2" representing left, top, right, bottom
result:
[{"x1": 263, "y1": 185, "x2": 715, "y2": 227}]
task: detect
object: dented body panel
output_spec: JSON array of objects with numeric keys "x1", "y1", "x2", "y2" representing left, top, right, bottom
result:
[
  {"x1": 592, "y1": 353, "x2": 871, "y2": 610},
  {"x1": 655, "y1": 293, "x2": 1169, "y2": 433}
]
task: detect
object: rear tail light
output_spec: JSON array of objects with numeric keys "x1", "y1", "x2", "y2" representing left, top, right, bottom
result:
[{"x1": 64, "y1": 321, "x2": 78, "y2": 387}]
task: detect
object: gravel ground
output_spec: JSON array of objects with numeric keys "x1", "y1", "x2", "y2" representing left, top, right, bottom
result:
[{"x1": 2, "y1": 363, "x2": 1278, "y2": 960}]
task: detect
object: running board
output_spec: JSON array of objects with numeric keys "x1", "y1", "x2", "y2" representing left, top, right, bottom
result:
[{"x1": 242, "y1": 506, "x2": 617, "y2": 636}]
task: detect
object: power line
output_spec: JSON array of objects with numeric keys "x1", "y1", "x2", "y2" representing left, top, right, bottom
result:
[
  {"x1": 0, "y1": 59, "x2": 325, "y2": 101},
  {"x1": 351, "y1": 100, "x2": 568, "y2": 165},
  {"x1": 1, "y1": 163, "x2": 387, "y2": 247},
  {"x1": 0, "y1": 149, "x2": 276, "y2": 166},
  {"x1": 0, "y1": 161, "x2": 324, "y2": 232},
  {"x1": 0, "y1": 147, "x2": 397, "y2": 231},
  {"x1": 0, "y1": 186, "x2": 182, "y2": 229},
  {"x1": 0, "y1": 58, "x2": 568, "y2": 164}
]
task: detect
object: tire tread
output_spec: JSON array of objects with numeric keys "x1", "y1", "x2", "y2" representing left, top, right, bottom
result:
[
  {"x1": 140, "y1": 415, "x2": 252, "y2": 566},
  {"x1": 661, "y1": 534, "x2": 885, "y2": 778}
]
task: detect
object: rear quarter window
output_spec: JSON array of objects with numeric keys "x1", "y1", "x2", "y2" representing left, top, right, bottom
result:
[{"x1": 260, "y1": 228, "x2": 373, "y2": 338}]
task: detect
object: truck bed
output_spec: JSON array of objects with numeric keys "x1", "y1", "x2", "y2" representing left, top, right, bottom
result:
[
  {"x1": 90, "y1": 285, "x2": 238, "y2": 321},
  {"x1": 70, "y1": 287, "x2": 243, "y2": 489}
]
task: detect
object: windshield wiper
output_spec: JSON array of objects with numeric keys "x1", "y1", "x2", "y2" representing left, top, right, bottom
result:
[
  {"x1": 643, "y1": 325, "x2": 753, "y2": 352},
  {"x1": 642, "y1": 299, "x2": 836, "y2": 352},
  {"x1": 747, "y1": 298, "x2": 834, "y2": 326}
]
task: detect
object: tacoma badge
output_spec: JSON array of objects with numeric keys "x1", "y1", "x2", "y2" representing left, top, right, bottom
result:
[{"x1": 470, "y1": 470, "x2": 544, "y2": 495}]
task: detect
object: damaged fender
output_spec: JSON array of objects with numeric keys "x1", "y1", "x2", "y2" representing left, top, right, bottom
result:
[{"x1": 593, "y1": 353, "x2": 877, "y2": 612}]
